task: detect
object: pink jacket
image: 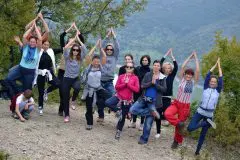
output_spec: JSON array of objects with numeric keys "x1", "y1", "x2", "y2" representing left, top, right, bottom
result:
[{"x1": 115, "y1": 73, "x2": 140, "y2": 101}]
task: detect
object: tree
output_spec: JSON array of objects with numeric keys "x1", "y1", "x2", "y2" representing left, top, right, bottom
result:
[
  {"x1": 0, "y1": 0, "x2": 147, "y2": 77},
  {"x1": 0, "y1": 0, "x2": 35, "y2": 78}
]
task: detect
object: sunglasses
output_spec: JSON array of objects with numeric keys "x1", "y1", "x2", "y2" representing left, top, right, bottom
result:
[
  {"x1": 106, "y1": 48, "x2": 113, "y2": 51},
  {"x1": 73, "y1": 49, "x2": 80, "y2": 52},
  {"x1": 126, "y1": 66, "x2": 134, "y2": 69}
]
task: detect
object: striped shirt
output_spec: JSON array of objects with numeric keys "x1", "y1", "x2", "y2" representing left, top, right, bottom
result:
[{"x1": 176, "y1": 79, "x2": 193, "y2": 103}]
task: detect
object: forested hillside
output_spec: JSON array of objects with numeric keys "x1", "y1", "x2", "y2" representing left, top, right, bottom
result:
[{"x1": 117, "y1": 0, "x2": 240, "y2": 63}]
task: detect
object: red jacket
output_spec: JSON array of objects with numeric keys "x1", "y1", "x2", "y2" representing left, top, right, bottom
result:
[{"x1": 115, "y1": 73, "x2": 140, "y2": 101}]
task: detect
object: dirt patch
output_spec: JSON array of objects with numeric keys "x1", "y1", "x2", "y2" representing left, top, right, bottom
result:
[{"x1": 0, "y1": 100, "x2": 232, "y2": 160}]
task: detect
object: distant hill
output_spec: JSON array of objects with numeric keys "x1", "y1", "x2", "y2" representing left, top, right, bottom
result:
[{"x1": 117, "y1": 0, "x2": 240, "y2": 64}]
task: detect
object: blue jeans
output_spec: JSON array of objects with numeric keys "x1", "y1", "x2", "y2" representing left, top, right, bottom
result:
[
  {"x1": 19, "y1": 102, "x2": 34, "y2": 113},
  {"x1": 130, "y1": 99, "x2": 155, "y2": 117},
  {"x1": 139, "y1": 115, "x2": 154, "y2": 143},
  {"x1": 6, "y1": 65, "x2": 35, "y2": 99},
  {"x1": 101, "y1": 81, "x2": 115, "y2": 96},
  {"x1": 105, "y1": 96, "x2": 119, "y2": 112},
  {"x1": 187, "y1": 112, "x2": 212, "y2": 154}
]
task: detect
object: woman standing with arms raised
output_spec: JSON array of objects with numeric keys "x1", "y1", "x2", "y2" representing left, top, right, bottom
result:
[{"x1": 62, "y1": 33, "x2": 87, "y2": 122}]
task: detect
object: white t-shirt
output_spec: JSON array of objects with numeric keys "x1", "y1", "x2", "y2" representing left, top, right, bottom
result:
[{"x1": 16, "y1": 94, "x2": 34, "y2": 105}]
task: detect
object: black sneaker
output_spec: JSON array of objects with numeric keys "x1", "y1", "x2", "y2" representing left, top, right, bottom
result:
[
  {"x1": 177, "y1": 122, "x2": 185, "y2": 136},
  {"x1": 171, "y1": 140, "x2": 179, "y2": 149},
  {"x1": 115, "y1": 130, "x2": 121, "y2": 140}
]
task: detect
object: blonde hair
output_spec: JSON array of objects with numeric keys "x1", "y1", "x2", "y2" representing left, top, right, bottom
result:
[{"x1": 162, "y1": 62, "x2": 174, "y2": 72}]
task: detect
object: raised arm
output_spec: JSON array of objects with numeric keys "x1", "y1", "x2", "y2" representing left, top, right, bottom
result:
[
  {"x1": 34, "y1": 23, "x2": 42, "y2": 50},
  {"x1": 38, "y1": 12, "x2": 49, "y2": 41},
  {"x1": 193, "y1": 51, "x2": 200, "y2": 84},
  {"x1": 217, "y1": 58, "x2": 223, "y2": 93},
  {"x1": 100, "y1": 39, "x2": 107, "y2": 65},
  {"x1": 85, "y1": 40, "x2": 98, "y2": 65},
  {"x1": 161, "y1": 48, "x2": 172, "y2": 64},
  {"x1": 204, "y1": 61, "x2": 217, "y2": 89},
  {"x1": 76, "y1": 34, "x2": 87, "y2": 60},
  {"x1": 64, "y1": 36, "x2": 76, "y2": 50},
  {"x1": 111, "y1": 28, "x2": 120, "y2": 58},
  {"x1": 179, "y1": 52, "x2": 194, "y2": 79},
  {"x1": 25, "y1": 17, "x2": 37, "y2": 30},
  {"x1": 102, "y1": 29, "x2": 111, "y2": 48},
  {"x1": 23, "y1": 24, "x2": 34, "y2": 45},
  {"x1": 14, "y1": 36, "x2": 23, "y2": 48}
]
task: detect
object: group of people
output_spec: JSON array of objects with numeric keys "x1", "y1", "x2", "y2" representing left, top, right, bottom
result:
[{"x1": 3, "y1": 13, "x2": 223, "y2": 156}]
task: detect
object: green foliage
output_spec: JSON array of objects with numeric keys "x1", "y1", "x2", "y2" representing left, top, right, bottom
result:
[
  {"x1": 0, "y1": 0, "x2": 35, "y2": 77},
  {"x1": 209, "y1": 96, "x2": 240, "y2": 146},
  {"x1": 0, "y1": 150, "x2": 9, "y2": 160}
]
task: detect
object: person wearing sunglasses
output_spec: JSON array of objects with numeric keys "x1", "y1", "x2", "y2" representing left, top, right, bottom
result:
[
  {"x1": 128, "y1": 55, "x2": 151, "y2": 130},
  {"x1": 61, "y1": 33, "x2": 87, "y2": 123},
  {"x1": 58, "y1": 22, "x2": 85, "y2": 113},
  {"x1": 105, "y1": 62, "x2": 139, "y2": 139},
  {"x1": 129, "y1": 60, "x2": 167, "y2": 144},
  {"x1": 99, "y1": 28, "x2": 120, "y2": 123}
]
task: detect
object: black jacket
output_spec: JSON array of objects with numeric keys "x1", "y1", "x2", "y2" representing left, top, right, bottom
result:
[{"x1": 160, "y1": 57, "x2": 178, "y2": 96}]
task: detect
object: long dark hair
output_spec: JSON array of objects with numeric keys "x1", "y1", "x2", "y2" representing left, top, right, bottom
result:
[
  {"x1": 69, "y1": 44, "x2": 81, "y2": 62},
  {"x1": 140, "y1": 55, "x2": 151, "y2": 66}
]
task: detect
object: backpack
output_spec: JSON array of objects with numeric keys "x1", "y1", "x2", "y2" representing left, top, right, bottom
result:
[{"x1": 9, "y1": 93, "x2": 22, "y2": 113}]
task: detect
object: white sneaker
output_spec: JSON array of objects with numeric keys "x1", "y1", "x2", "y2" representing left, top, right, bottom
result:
[
  {"x1": 128, "y1": 122, "x2": 136, "y2": 128},
  {"x1": 71, "y1": 100, "x2": 76, "y2": 110},
  {"x1": 155, "y1": 134, "x2": 161, "y2": 139},
  {"x1": 162, "y1": 120, "x2": 170, "y2": 126},
  {"x1": 138, "y1": 124, "x2": 144, "y2": 131},
  {"x1": 39, "y1": 109, "x2": 43, "y2": 116},
  {"x1": 207, "y1": 118, "x2": 216, "y2": 129},
  {"x1": 43, "y1": 89, "x2": 48, "y2": 102}
]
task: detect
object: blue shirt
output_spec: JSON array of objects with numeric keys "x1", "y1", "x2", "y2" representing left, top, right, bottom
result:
[
  {"x1": 145, "y1": 85, "x2": 157, "y2": 99},
  {"x1": 20, "y1": 45, "x2": 39, "y2": 69}
]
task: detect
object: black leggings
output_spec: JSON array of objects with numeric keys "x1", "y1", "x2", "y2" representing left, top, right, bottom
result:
[
  {"x1": 155, "y1": 98, "x2": 171, "y2": 134},
  {"x1": 58, "y1": 69, "x2": 80, "y2": 113},
  {"x1": 85, "y1": 89, "x2": 111, "y2": 125},
  {"x1": 62, "y1": 77, "x2": 80, "y2": 117},
  {"x1": 117, "y1": 104, "x2": 131, "y2": 131},
  {"x1": 37, "y1": 73, "x2": 60, "y2": 108}
]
